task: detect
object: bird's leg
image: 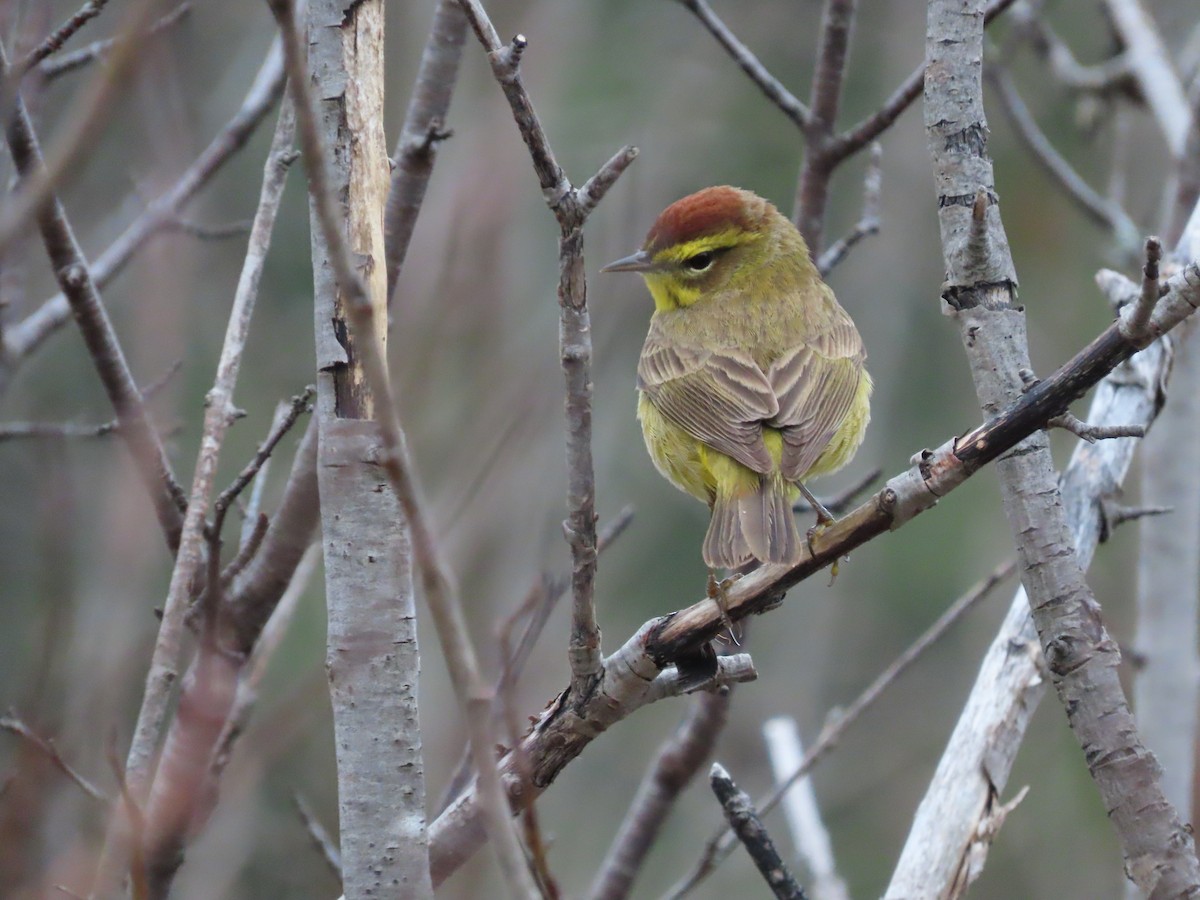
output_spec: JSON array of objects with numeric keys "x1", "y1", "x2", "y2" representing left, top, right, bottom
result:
[
  {"x1": 797, "y1": 480, "x2": 836, "y2": 527},
  {"x1": 707, "y1": 569, "x2": 741, "y2": 646},
  {"x1": 797, "y1": 481, "x2": 842, "y2": 584}
]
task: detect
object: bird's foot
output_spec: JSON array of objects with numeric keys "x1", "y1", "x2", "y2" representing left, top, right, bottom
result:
[{"x1": 707, "y1": 570, "x2": 742, "y2": 646}]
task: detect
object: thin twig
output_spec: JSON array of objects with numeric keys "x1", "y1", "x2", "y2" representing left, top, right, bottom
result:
[
  {"x1": 499, "y1": 614, "x2": 560, "y2": 899},
  {"x1": 1124, "y1": 236, "x2": 1164, "y2": 342},
  {"x1": 0, "y1": 0, "x2": 163, "y2": 255},
  {"x1": 665, "y1": 557, "x2": 1015, "y2": 898},
  {"x1": 1047, "y1": 411, "x2": 1145, "y2": 442},
  {"x1": 384, "y1": 0, "x2": 467, "y2": 306},
  {"x1": 827, "y1": 0, "x2": 1021, "y2": 162},
  {"x1": 0, "y1": 714, "x2": 107, "y2": 803},
  {"x1": 709, "y1": 763, "x2": 807, "y2": 900},
  {"x1": 988, "y1": 65, "x2": 1140, "y2": 244},
  {"x1": 95, "y1": 92, "x2": 298, "y2": 900},
  {"x1": 437, "y1": 506, "x2": 636, "y2": 814},
  {"x1": 816, "y1": 143, "x2": 883, "y2": 276},
  {"x1": 220, "y1": 513, "x2": 269, "y2": 587},
  {"x1": 0, "y1": 39, "x2": 186, "y2": 549},
  {"x1": 210, "y1": 386, "x2": 313, "y2": 542},
  {"x1": 456, "y1": 1, "x2": 636, "y2": 701},
  {"x1": 674, "y1": 0, "x2": 809, "y2": 129},
  {"x1": 294, "y1": 793, "x2": 343, "y2": 882},
  {"x1": 37, "y1": 4, "x2": 192, "y2": 81},
  {"x1": 161, "y1": 216, "x2": 253, "y2": 241},
  {"x1": 1013, "y1": 8, "x2": 1134, "y2": 95},
  {"x1": 793, "y1": 0, "x2": 856, "y2": 251},
  {"x1": 0, "y1": 420, "x2": 119, "y2": 439},
  {"x1": 17, "y1": 0, "x2": 111, "y2": 72},
  {"x1": 792, "y1": 467, "x2": 881, "y2": 516},
  {"x1": 1104, "y1": 0, "x2": 1193, "y2": 157},
  {"x1": 269, "y1": 0, "x2": 536, "y2": 894},
  {"x1": 3, "y1": 35, "x2": 286, "y2": 375}
]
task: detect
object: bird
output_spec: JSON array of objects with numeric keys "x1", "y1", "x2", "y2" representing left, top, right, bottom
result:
[{"x1": 602, "y1": 186, "x2": 871, "y2": 571}]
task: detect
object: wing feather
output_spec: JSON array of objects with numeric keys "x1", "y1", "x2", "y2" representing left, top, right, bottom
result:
[
  {"x1": 769, "y1": 308, "x2": 866, "y2": 480},
  {"x1": 638, "y1": 326, "x2": 776, "y2": 474}
]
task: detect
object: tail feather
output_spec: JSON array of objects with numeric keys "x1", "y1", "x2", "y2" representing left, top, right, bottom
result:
[{"x1": 704, "y1": 476, "x2": 802, "y2": 569}]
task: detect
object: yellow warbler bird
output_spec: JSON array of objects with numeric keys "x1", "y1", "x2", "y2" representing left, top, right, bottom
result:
[{"x1": 602, "y1": 186, "x2": 871, "y2": 570}]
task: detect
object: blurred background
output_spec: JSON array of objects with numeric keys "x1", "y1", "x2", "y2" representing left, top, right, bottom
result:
[{"x1": 0, "y1": 0, "x2": 1194, "y2": 896}]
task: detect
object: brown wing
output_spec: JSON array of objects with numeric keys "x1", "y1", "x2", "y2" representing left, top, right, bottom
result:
[
  {"x1": 769, "y1": 311, "x2": 866, "y2": 481},
  {"x1": 638, "y1": 325, "x2": 778, "y2": 475}
]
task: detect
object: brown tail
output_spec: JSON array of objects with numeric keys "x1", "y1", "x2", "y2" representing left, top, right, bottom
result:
[{"x1": 703, "y1": 476, "x2": 802, "y2": 569}]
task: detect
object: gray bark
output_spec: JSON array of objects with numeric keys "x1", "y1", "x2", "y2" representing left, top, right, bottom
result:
[
  {"x1": 307, "y1": 0, "x2": 433, "y2": 895},
  {"x1": 913, "y1": 1, "x2": 1200, "y2": 896}
]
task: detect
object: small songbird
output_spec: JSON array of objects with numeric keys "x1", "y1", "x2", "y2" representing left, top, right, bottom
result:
[{"x1": 602, "y1": 186, "x2": 871, "y2": 570}]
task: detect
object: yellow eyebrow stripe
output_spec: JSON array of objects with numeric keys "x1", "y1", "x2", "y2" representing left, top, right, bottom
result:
[{"x1": 650, "y1": 228, "x2": 746, "y2": 265}]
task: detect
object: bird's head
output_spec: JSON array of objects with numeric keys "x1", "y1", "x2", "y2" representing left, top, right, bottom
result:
[{"x1": 601, "y1": 186, "x2": 806, "y2": 312}]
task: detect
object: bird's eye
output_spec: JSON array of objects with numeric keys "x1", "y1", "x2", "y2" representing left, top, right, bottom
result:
[{"x1": 683, "y1": 251, "x2": 715, "y2": 273}]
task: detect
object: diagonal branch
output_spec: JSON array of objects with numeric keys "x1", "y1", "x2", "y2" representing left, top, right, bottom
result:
[
  {"x1": 428, "y1": 257, "x2": 1200, "y2": 884},
  {"x1": 2, "y1": 36, "x2": 286, "y2": 388},
  {"x1": 910, "y1": 1, "x2": 1200, "y2": 894},
  {"x1": 0, "y1": 40, "x2": 185, "y2": 551},
  {"x1": 674, "y1": 0, "x2": 810, "y2": 130},
  {"x1": 988, "y1": 66, "x2": 1140, "y2": 246}
]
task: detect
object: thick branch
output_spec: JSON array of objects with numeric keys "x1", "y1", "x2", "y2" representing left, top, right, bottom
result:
[
  {"x1": 272, "y1": 0, "x2": 527, "y2": 892},
  {"x1": 919, "y1": 1, "x2": 1200, "y2": 894}
]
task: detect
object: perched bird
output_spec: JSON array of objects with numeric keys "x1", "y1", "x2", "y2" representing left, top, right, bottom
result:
[{"x1": 602, "y1": 186, "x2": 871, "y2": 570}]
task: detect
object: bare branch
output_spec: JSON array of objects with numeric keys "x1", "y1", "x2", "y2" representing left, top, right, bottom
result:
[
  {"x1": 912, "y1": 0, "x2": 1200, "y2": 893},
  {"x1": 108, "y1": 90, "x2": 297, "y2": 900},
  {"x1": 18, "y1": 0, "x2": 111, "y2": 72},
  {"x1": 0, "y1": 39, "x2": 186, "y2": 550},
  {"x1": 1123, "y1": 236, "x2": 1164, "y2": 343},
  {"x1": 826, "y1": 0, "x2": 1021, "y2": 162},
  {"x1": 271, "y1": 0, "x2": 531, "y2": 892},
  {"x1": 294, "y1": 793, "x2": 343, "y2": 883},
  {"x1": 210, "y1": 385, "x2": 313, "y2": 542},
  {"x1": 0, "y1": 0, "x2": 164, "y2": 254},
  {"x1": 37, "y1": 4, "x2": 192, "y2": 81},
  {"x1": 1103, "y1": 0, "x2": 1193, "y2": 156},
  {"x1": 0, "y1": 714, "x2": 107, "y2": 803},
  {"x1": 211, "y1": 542, "x2": 319, "y2": 783},
  {"x1": 791, "y1": 467, "x2": 881, "y2": 516},
  {"x1": 762, "y1": 718, "x2": 848, "y2": 900},
  {"x1": 674, "y1": 0, "x2": 810, "y2": 130},
  {"x1": 816, "y1": 143, "x2": 882, "y2": 276},
  {"x1": 708, "y1": 763, "x2": 807, "y2": 900},
  {"x1": 384, "y1": 0, "x2": 467, "y2": 306},
  {"x1": 588, "y1": 690, "x2": 731, "y2": 900},
  {"x1": 455, "y1": 0, "x2": 637, "y2": 698},
  {"x1": 1013, "y1": 8, "x2": 1134, "y2": 95},
  {"x1": 988, "y1": 66, "x2": 1141, "y2": 245},
  {"x1": 3, "y1": 36, "x2": 286, "y2": 382},
  {"x1": 1046, "y1": 411, "x2": 1146, "y2": 442},
  {"x1": 668, "y1": 558, "x2": 1014, "y2": 898}
]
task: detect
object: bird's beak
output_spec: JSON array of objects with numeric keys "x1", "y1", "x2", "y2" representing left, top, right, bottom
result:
[{"x1": 600, "y1": 249, "x2": 655, "y2": 273}]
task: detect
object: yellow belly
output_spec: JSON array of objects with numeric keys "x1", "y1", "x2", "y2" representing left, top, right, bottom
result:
[{"x1": 636, "y1": 370, "x2": 871, "y2": 502}]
